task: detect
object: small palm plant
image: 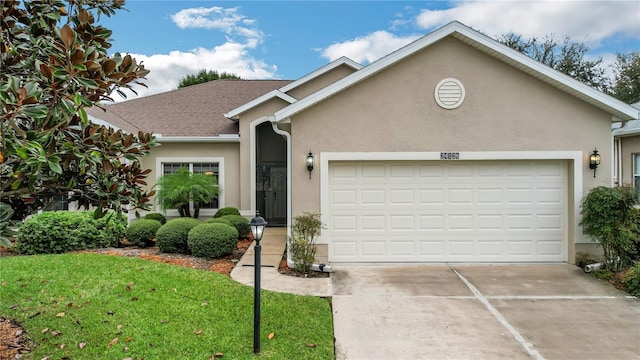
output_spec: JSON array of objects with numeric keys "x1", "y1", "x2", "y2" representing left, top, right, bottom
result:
[{"x1": 155, "y1": 168, "x2": 218, "y2": 218}]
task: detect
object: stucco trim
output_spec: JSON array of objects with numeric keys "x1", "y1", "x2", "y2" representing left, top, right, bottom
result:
[
  {"x1": 249, "y1": 117, "x2": 273, "y2": 218},
  {"x1": 225, "y1": 91, "x2": 297, "y2": 120},
  {"x1": 225, "y1": 57, "x2": 363, "y2": 121},
  {"x1": 155, "y1": 135, "x2": 239, "y2": 143},
  {"x1": 273, "y1": 21, "x2": 637, "y2": 123},
  {"x1": 319, "y1": 151, "x2": 585, "y2": 261},
  {"x1": 154, "y1": 156, "x2": 225, "y2": 217},
  {"x1": 278, "y1": 56, "x2": 363, "y2": 93}
]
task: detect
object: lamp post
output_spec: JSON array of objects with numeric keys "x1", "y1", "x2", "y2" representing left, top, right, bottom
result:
[{"x1": 249, "y1": 213, "x2": 267, "y2": 353}]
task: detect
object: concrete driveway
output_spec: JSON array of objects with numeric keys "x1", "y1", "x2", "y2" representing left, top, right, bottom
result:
[{"x1": 331, "y1": 264, "x2": 640, "y2": 360}]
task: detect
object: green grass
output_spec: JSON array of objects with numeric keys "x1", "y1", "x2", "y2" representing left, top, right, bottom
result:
[{"x1": 0, "y1": 253, "x2": 334, "y2": 359}]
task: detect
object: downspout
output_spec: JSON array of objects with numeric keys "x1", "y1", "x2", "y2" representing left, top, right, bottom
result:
[
  {"x1": 271, "y1": 120, "x2": 332, "y2": 273},
  {"x1": 270, "y1": 120, "x2": 293, "y2": 263}
]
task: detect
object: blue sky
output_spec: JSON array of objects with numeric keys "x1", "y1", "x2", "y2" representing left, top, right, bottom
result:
[{"x1": 100, "y1": 1, "x2": 640, "y2": 100}]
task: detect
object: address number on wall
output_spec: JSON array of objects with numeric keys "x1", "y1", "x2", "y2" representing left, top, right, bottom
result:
[{"x1": 440, "y1": 152, "x2": 460, "y2": 160}]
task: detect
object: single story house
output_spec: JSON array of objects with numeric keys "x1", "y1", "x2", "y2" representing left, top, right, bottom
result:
[
  {"x1": 613, "y1": 102, "x2": 640, "y2": 190},
  {"x1": 88, "y1": 21, "x2": 639, "y2": 264}
]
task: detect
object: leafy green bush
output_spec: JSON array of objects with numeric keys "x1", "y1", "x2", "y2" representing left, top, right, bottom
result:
[
  {"x1": 580, "y1": 186, "x2": 640, "y2": 271},
  {"x1": 144, "y1": 212, "x2": 167, "y2": 225},
  {"x1": 95, "y1": 212, "x2": 127, "y2": 247},
  {"x1": 187, "y1": 223, "x2": 238, "y2": 259},
  {"x1": 221, "y1": 215, "x2": 250, "y2": 238},
  {"x1": 213, "y1": 207, "x2": 241, "y2": 218},
  {"x1": 1, "y1": 202, "x2": 20, "y2": 248},
  {"x1": 623, "y1": 262, "x2": 640, "y2": 296},
  {"x1": 288, "y1": 212, "x2": 324, "y2": 274},
  {"x1": 204, "y1": 218, "x2": 233, "y2": 227},
  {"x1": 156, "y1": 218, "x2": 201, "y2": 254},
  {"x1": 15, "y1": 211, "x2": 124, "y2": 254},
  {"x1": 126, "y1": 219, "x2": 162, "y2": 247}
]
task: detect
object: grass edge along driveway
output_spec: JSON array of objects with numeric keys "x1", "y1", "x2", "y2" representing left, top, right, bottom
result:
[{"x1": 0, "y1": 253, "x2": 334, "y2": 359}]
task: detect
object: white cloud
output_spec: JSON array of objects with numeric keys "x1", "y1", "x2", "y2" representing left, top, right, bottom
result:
[
  {"x1": 415, "y1": 1, "x2": 640, "y2": 49},
  {"x1": 321, "y1": 30, "x2": 422, "y2": 64},
  {"x1": 170, "y1": 6, "x2": 264, "y2": 43},
  {"x1": 113, "y1": 43, "x2": 277, "y2": 101},
  {"x1": 113, "y1": 6, "x2": 275, "y2": 102}
]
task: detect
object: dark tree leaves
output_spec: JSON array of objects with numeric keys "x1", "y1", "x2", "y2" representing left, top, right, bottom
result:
[{"x1": 1, "y1": 0, "x2": 157, "y2": 220}]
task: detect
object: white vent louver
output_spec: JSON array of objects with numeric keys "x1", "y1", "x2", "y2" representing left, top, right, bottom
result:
[{"x1": 434, "y1": 78, "x2": 465, "y2": 109}]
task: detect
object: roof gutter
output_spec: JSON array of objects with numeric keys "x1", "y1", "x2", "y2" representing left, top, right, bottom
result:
[{"x1": 155, "y1": 135, "x2": 240, "y2": 143}]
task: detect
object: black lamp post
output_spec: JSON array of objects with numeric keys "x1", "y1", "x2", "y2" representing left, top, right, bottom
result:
[{"x1": 249, "y1": 213, "x2": 267, "y2": 353}]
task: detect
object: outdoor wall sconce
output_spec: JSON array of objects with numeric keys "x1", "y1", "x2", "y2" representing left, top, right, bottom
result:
[
  {"x1": 249, "y1": 212, "x2": 267, "y2": 353},
  {"x1": 306, "y1": 151, "x2": 314, "y2": 179},
  {"x1": 589, "y1": 148, "x2": 601, "y2": 178}
]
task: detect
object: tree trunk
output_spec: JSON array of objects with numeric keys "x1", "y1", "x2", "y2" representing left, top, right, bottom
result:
[{"x1": 193, "y1": 205, "x2": 200, "y2": 219}]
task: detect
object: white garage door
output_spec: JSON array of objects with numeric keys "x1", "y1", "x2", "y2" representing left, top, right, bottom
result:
[{"x1": 328, "y1": 160, "x2": 567, "y2": 262}]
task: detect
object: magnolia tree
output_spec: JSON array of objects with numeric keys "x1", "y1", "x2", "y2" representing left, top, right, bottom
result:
[{"x1": 1, "y1": 0, "x2": 157, "y2": 223}]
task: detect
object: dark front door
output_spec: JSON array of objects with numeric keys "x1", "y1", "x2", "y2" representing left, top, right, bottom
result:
[
  {"x1": 255, "y1": 122, "x2": 287, "y2": 226},
  {"x1": 256, "y1": 163, "x2": 287, "y2": 226}
]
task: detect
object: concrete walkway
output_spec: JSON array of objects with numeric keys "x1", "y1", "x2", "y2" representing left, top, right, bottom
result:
[{"x1": 230, "y1": 227, "x2": 331, "y2": 297}]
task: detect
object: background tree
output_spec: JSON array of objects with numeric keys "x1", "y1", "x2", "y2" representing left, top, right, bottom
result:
[
  {"x1": 177, "y1": 69, "x2": 241, "y2": 88},
  {"x1": 610, "y1": 51, "x2": 640, "y2": 104},
  {"x1": 1, "y1": 0, "x2": 157, "y2": 221},
  {"x1": 498, "y1": 33, "x2": 610, "y2": 92},
  {"x1": 154, "y1": 167, "x2": 218, "y2": 219}
]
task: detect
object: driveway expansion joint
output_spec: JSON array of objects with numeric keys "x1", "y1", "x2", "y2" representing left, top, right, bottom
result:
[{"x1": 451, "y1": 266, "x2": 546, "y2": 360}]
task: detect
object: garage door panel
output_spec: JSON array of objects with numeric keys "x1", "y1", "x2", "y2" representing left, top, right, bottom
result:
[{"x1": 329, "y1": 161, "x2": 567, "y2": 262}]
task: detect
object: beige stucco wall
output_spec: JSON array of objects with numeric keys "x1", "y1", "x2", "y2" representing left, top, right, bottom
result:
[
  {"x1": 236, "y1": 66, "x2": 358, "y2": 214},
  {"x1": 237, "y1": 98, "x2": 293, "y2": 213},
  {"x1": 287, "y1": 37, "x2": 614, "y2": 262},
  {"x1": 620, "y1": 135, "x2": 640, "y2": 186},
  {"x1": 140, "y1": 141, "x2": 240, "y2": 214}
]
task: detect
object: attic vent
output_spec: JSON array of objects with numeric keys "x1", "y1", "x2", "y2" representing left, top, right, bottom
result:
[{"x1": 435, "y1": 78, "x2": 465, "y2": 109}]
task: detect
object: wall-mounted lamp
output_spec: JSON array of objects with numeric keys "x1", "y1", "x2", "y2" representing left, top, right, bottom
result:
[
  {"x1": 306, "y1": 151, "x2": 314, "y2": 179},
  {"x1": 589, "y1": 148, "x2": 601, "y2": 178}
]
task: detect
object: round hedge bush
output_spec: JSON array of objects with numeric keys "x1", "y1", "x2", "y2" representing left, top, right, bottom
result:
[
  {"x1": 126, "y1": 219, "x2": 162, "y2": 247},
  {"x1": 220, "y1": 215, "x2": 250, "y2": 238},
  {"x1": 204, "y1": 218, "x2": 233, "y2": 227},
  {"x1": 156, "y1": 218, "x2": 201, "y2": 254},
  {"x1": 213, "y1": 207, "x2": 241, "y2": 218},
  {"x1": 187, "y1": 223, "x2": 239, "y2": 259},
  {"x1": 144, "y1": 212, "x2": 167, "y2": 225}
]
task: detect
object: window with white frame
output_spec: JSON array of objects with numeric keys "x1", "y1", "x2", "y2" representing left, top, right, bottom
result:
[
  {"x1": 634, "y1": 154, "x2": 640, "y2": 192},
  {"x1": 158, "y1": 157, "x2": 224, "y2": 214}
]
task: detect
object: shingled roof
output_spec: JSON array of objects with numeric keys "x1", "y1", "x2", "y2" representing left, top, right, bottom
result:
[{"x1": 86, "y1": 79, "x2": 292, "y2": 137}]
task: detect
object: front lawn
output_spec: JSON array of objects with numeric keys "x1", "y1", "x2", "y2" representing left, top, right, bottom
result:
[{"x1": 0, "y1": 253, "x2": 334, "y2": 359}]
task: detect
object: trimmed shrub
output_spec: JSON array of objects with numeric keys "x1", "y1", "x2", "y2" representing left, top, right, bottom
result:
[
  {"x1": 144, "y1": 212, "x2": 167, "y2": 225},
  {"x1": 581, "y1": 186, "x2": 639, "y2": 271},
  {"x1": 204, "y1": 218, "x2": 233, "y2": 227},
  {"x1": 289, "y1": 212, "x2": 324, "y2": 274},
  {"x1": 221, "y1": 215, "x2": 250, "y2": 238},
  {"x1": 213, "y1": 207, "x2": 241, "y2": 218},
  {"x1": 623, "y1": 262, "x2": 640, "y2": 296},
  {"x1": 188, "y1": 223, "x2": 238, "y2": 259},
  {"x1": 15, "y1": 211, "x2": 125, "y2": 254},
  {"x1": 126, "y1": 219, "x2": 162, "y2": 247},
  {"x1": 156, "y1": 218, "x2": 201, "y2": 254}
]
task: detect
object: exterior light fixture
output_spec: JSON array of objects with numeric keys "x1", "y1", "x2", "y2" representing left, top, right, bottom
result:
[
  {"x1": 589, "y1": 148, "x2": 601, "y2": 178},
  {"x1": 249, "y1": 212, "x2": 267, "y2": 353},
  {"x1": 306, "y1": 151, "x2": 314, "y2": 179}
]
